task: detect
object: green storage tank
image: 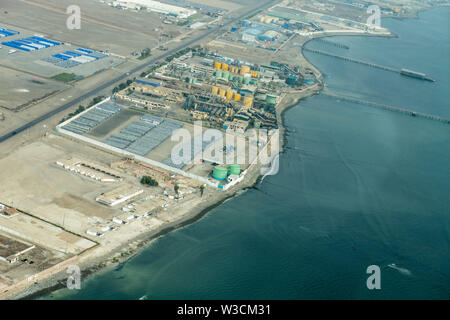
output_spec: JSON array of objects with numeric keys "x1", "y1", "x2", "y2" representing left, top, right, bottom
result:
[
  {"x1": 239, "y1": 76, "x2": 244, "y2": 83},
  {"x1": 228, "y1": 164, "x2": 241, "y2": 175},
  {"x1": 213, "y1": 166, "x2": 228, "y2": 180},
  {"x1": 244, "y1": 77, "x2": 251, "y2": 84},
  {"x1": 216, "y1": 70, "x2": 223, "y2": 78},
  {"x1": 229, "y1": 75, "x2": 234, "y2": 81},
  {"x1": 222, "y1": 71, "x2": 230, "y2": 80}
]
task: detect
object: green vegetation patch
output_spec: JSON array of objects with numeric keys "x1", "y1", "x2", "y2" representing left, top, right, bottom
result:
[
  {"x1": 140, "y1": 176, "x2": 158, "y2": 187},
  {"x1": 51, "y1": 73, "x2": 81, "y2": 83}
]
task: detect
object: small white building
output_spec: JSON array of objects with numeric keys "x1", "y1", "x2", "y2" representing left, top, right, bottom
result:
[
  {"x1": 242, "y1": 33, "x2": 256, "y2": 42},
  {"x1": 113, "y1": 217, "x2": 126, "y2": 225}
]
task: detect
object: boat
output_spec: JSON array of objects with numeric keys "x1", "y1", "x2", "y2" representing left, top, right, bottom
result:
[{"x1": 400, "y1": 69, "x2": 435, "y2": 82}]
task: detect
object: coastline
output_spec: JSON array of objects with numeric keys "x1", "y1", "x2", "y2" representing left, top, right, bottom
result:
[
  {"x1": 12, "y1": 83, "x2": 318, "y2": 300},
  {"x1": 6, "y1": 5, "x2": 444, "y2": 300},
  {"x1": 4, "y1": 30, "x2": 385, "y2": 302}
]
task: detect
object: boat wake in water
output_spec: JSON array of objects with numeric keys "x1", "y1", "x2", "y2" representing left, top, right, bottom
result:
[{"x1": 387, "y1": 263, "x2": 413, "y2": 277}]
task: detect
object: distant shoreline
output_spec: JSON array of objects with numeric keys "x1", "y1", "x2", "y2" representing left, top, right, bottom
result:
[{"x1": 8, "y1": 5, "x2": 444, "y2": 301}]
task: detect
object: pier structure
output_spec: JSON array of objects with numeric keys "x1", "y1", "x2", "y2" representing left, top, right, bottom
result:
[
  {"x1": 322, "y1": 90, "x2": 450, "y2": 124},
  {"x1": 316, "y1": 38, "x2": 349, "y2": 49},
  {"x1": 303, "y1": 47, "x2": 435, "y2": 81}
]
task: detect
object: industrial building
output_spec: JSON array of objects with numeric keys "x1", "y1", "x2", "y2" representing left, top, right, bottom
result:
[
  {"x1": 2, "y1": 36, "x2": 61, "y2": 52},
  {"x1": 42, "y1": 48, "x2": 109, "y2": 69},
  {"x1": 56, "y1": 158, "x2": 122, "y2": 183},
  {"x1": 96, "y1": 185, "x2": 144, "y2": 207},
  {"x1": 111, "y1": 0, "x2": 197, "y2": 19},
  {"x1": 61, "y1": 101, "x2": 122, "y2": 135},
  {"x1": 0, "y1": 234, "x2": 35, "y2": 264},
  {"x1": 0, "y1": 204, "x2": 19, "y2": 219},
  {"x1": 0, "y1": 27, "x2": 20, "y2": 38}
]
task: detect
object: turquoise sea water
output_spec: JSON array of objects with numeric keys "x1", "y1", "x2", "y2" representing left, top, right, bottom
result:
[{"x1": 45, "y1": 7, "x2": 450, "y2": 300}]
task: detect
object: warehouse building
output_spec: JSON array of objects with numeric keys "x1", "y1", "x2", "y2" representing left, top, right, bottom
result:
[
  {"x1": 96, "y1": 185, "x2": 144, "y2": 207},
  {"x1": 113, "y1": 0, "x2": 197, "y2": 19}
]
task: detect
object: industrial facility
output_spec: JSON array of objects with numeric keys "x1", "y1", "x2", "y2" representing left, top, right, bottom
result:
[
  {"x1": 56, "y1": 158, "x2": 122, "y2": 183},
  {"x1": 96, "y1": 185, "x2": 144, "y2": 207},
  {"x1": 108, "y1": 0, "x2": 197, "y2": 19}
]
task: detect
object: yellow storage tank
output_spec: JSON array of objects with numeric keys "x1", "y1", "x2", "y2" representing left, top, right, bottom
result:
[
  {"x1": 234, "y1": 94, "x2": 241, "y2": 102},
  {"x1": 222, "y1": 63, "x2": 229, "y2": 71},
  {"x1": 240, "y1": 65, "x2": 250, "y2": 76},
  {"x1": 226, "y1": 90, "x2": 234, "y2": 100},
  {"x1": 212, "y1": 86, "x2": 219, "y2": 95},
  {"x1": 214, "y1": 62, "x2": 222, "y2": 69},
  {"x1": 243, "y1": 96, "x2": 253, "y2": 108},
  {"x1": 219, "y1": 88, "x2": 226, "y2": 97},
  {"x1": 251, "y1": 71, "x2": 259, "y2": 78}
]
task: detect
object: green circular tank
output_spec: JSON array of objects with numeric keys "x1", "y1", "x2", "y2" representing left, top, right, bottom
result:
[
  {"x1": 266, "y1": 95, "x2": 277, "y2": 105},
  {"x1": 228, "y1": 164, "x2": 241, "y2": 175},
  {"x1": 239, "y1": 76, "x2": 244, "y2": 83},
  {"x1": 222, "y1": 71, "x2": 230, "y2": 80},
  {"x1": 244, "y1": 77, "x2": 251, "y2": 84},
  {"x1": 229, "y1": 75, "x2": 234, "y2": 81},
  {"x1": 213, "y1": 166, "x2": 228, "y2": 180},
  {"x1": 216, "y1": 70, "x2": 223, "y2": 78}
]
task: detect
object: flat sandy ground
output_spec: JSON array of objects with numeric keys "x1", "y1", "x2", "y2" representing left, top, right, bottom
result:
[
  {"x1": 0, "y1": 81, "x2": 320, "y2": 299},
  {"x1": 0, "y1": 0, "x2": 181, "y2": 56},
  {"x1": 0, "y1": 66, "x2": 68, "y2": 111},
  {"x1": 0, "y1": 135, "x2": 123, "y2": 233}
]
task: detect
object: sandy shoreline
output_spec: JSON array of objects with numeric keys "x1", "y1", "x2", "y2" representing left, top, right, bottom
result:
[
  {"x1": 9, "y1": 5, "x2": 440, "y2": 299},
  {"x1": 8, "y1": 81, "x2": 317, "y2": 300},
  {"x1": 9, "y1": 28, "x2": 372, "y2": 301}
]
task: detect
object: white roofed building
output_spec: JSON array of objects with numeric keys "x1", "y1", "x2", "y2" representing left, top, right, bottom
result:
[{"x1": 114, "y1": 0, "x2": 197, "y2": 19}]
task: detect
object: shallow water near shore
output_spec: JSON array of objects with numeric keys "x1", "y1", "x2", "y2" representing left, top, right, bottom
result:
[{"x1": 44, "y1": 7, "x2": 450, "y2": 300}]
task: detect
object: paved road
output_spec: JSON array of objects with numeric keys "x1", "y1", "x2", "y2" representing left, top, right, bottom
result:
[{"x1": 0, "y1": 0, "x2": 277, "y2": 144}]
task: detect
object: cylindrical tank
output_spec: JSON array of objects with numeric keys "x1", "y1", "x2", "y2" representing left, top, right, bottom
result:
[
  {"x1": 214, "y1": 62, "x2": 221, "y2": 69},
  {"x1": 228, "y1": 164, "x2": 241, "y2": 175},
  {"x1": 222, "y1": 63, "x2": 229, "y2": 71},
  {"x1": 243, "y1": 96, "x2": 253, "y2": 107},
  {"x1": 226, "y1": 90, "x2": 234, "y2": 100},
  {"x1": 239, "y1": 76, "x2": 244, "y2": 83},
  {"x1": 266, "y1": 94, "x2": 277, "y2": 105},
  {"x1": 216, "y1": 70, "x2": 223, "y2": 78},
  {"x1": 212, "y1": 86, "x2": 219, "y2": 95},
  {"x1": 240, "y1": 65, "x2": 251, "y2": 75},
  {"x1": 219, "y1": 88, "x2": 226, "y2": 97},
  {"x1": 213, "y1": 166, "x2": 228, "y2": 180},
  {"x1": 222, "y1": 71, "x2": 230, "y2": 80},
  {"x1": 229, "y1": 74, "x2": 234, "y2": 81},
  {"x1": 243, "y1": 77, "x2": 251, "y2": 84},
  {"x1": 234, "y1": 93, "x2": 241, "y2": 102}
]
